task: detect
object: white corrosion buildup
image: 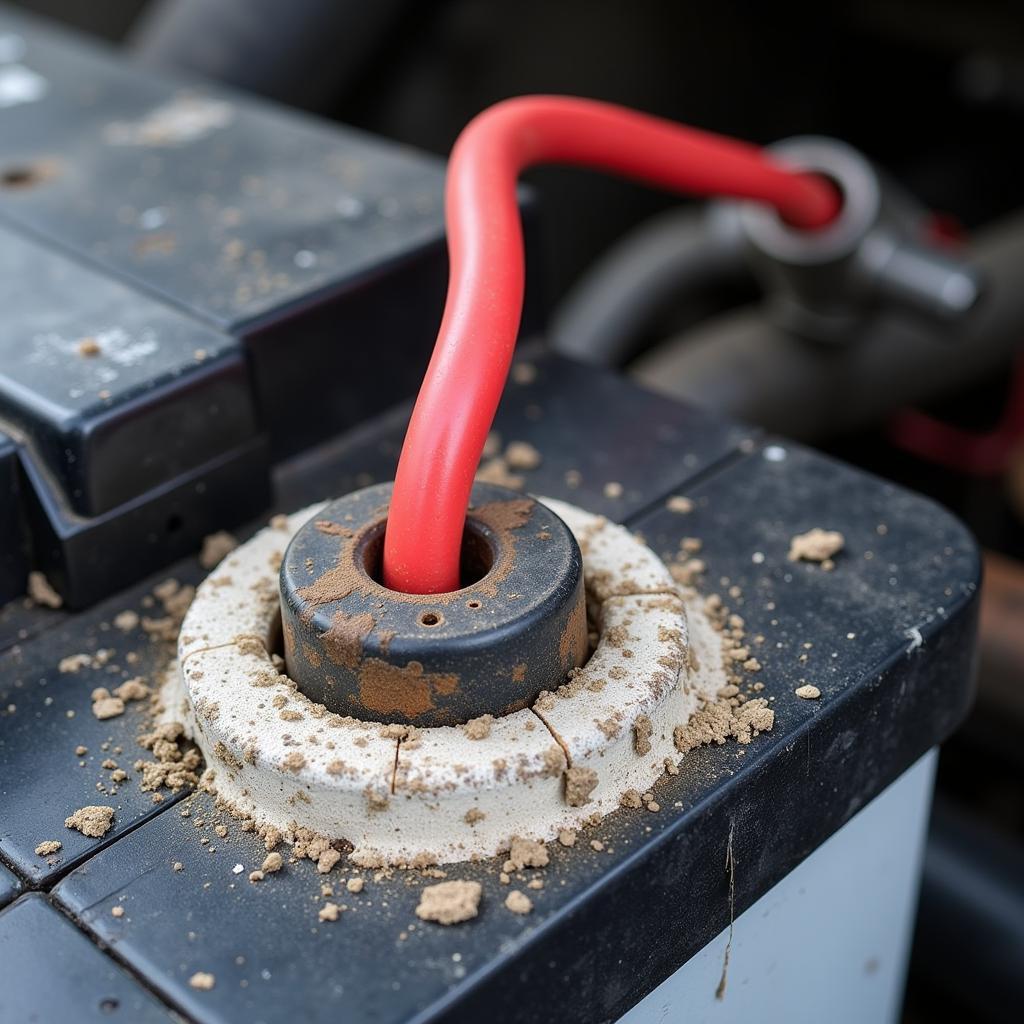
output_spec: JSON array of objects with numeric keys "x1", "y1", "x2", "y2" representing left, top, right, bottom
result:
[{"x1": 173, "y1": 499, "x2": 725, "y2": 864}]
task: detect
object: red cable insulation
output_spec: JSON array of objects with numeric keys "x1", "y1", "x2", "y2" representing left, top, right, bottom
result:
[{"x1": 383, "y1": 95, "x2": 840, "y2": 593}]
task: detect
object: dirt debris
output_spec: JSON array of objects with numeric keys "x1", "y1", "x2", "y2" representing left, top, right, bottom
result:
[
  {"x1": 317, "y1": 849, "x2": 342, "y2": 874},
  {"x1": 557, "y1": 829, "x2": 577, "y2": 848},
  {"x1": 27, "y1": 571, "x2": 63, "y2": 609},
  {"x1": 189, "y1": 972, "x2": 215, "y2": 991},
  {"x1": 318, "y1": 902, "x2": 341, "y2": 922},
  {"x1": 795, "y1": 684, "x2": 821, "y2": 700},
  {"x1": 91, "y1": 696, "x2": 125, "y2": 720},
  {"x1": 505, "y1": 836, "x2": 549, "y2": 871},
  {"x1": 475, "y1": 457, "x2": 524, "y2": 490},
  {"x1": 415, "y1": 880, "x2": 482, "y2": 925},
  {"x1": 564, "y1": 766, "x2": 599, "y2": 807},
  {"x1": 666, "y1": 495, "x2": 694, "y2": 514},
  {"x1": 674, "y1": 698, "x2": 775, "y2": 754},
  {"x1": 504, "y1": 890, "x2": 533, "y2": 915},
  {"x1": 633, "y1": 714, "x2": 653, "y2": 756},
  {"x1": 462, "y1": 714, "x2": 494, "y2": 740},
  {"x1": 134, "y1": 722, "x2": 201, "y2": 792},
  {"x1": 788, "y1": 528, "x2": 845, "y2": 568},
  {"x1": 504, "y1": 441, "x2": 542, "y2": 470},
  {"x1": 113, "y1": 677, "x2": 150, "y2": 702},
  {"x1": 113, "y1": 610, "x2": 139, "y2": 633},
  {"x1": 346, "y1": 877, "x2": 364, "y2": 894},
  {"x1": 64, "y1": 805, "x2": 114, "y2": 838},
  {"x1": 35, "y1": 840, "x2": 62, "y2": 856},
  {"x1": 199, "y1": 530, "x2": 238, "y2": 570}
]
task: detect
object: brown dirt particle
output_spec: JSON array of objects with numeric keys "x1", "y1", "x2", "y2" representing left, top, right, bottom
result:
[
  {"x1": 620, "y1": 789, "x2": 642, "y2": 809},
  {"x1": 464, "y1": 808, "x2": 485, "y2": 826},
  {"x1": 113, "y1": 610, "x2": 139, "y2": 632},
  {"x1": 674, "y1": 697, "x2": 775, "y2": 753},
  {"x1": 504, "y1": 441, "x2": 542, "y2": 470},
  {"x1": 415, "y1": 880, "x2": 482, "y2": 925},
  {"x1": 283, "y1": 752, "x2": 306, "y2": 772},
  {"x1": 557, "y1": 829, "x2": 577, "y2": 848},
  {"x1": 318, "y1": 902, "x2": 341, "y2": 922},
  {"x1": 27, "y1": 571, "x2": 63, "y2": 609},
  {"x1": 261, "y1": 851, "x2": 283, "y2": 874},
  {"x1": 35, "y1": 840, "x2": 62, "y2": 856},
  {"x1": 666, "y1": 496, "x2": 694, "y2": 514},
  {"x1": 603, "y1": 481, "x2": 623, "y2": 499},
  {"x1": 64, "y1": 805, "x2": 114, "y2": 838},
  {"x1": 189, "y1": 972, "x2": 215, "y2": 991},
  {"x1": 504, "y1": 890, "x2": 533, "y2": 915},
  {"x1": 788, "y1": 528, "x2": 845, "y2": 564},
  {"x1": 633, "y1": 714, "x2": 653, "y2": 756},
  {"x1": 475, "y1": 458, "x2": 524, "y2": 490},
  {"x1": 511, "y1": 362, "x2": 537, "y2": 384},
  {"x1": 317, "y1": 849, "x2": 342, "y2": 874},
  {"x1": 795, "y1": 684, "x2": 821, "y2": 700},
  {"x1": 111, "y1": 905, "x2": 124, "y2": 918},
  {"x1": 173, "y1": 862, "x2": 183, "y2": 872},
  {"x1": 77, "y1": 337, "x2": 101, "y2": 357},
  {"x1": 564, "y1": 766, "x2": 599, "y2": 807},
  {"x1": 113, "y1": 677, "x2": 149, "y2": 701},
  {"x1": 91, "y1": 696, "x2": 125, "y2": 720},
  {"x1": 507, "y1": 836, "x2": 549, "y2": 870},
  {"x1": 346, "y1": 877, "x2": 364, "y2": 894},
  {"x1": 199, "y1": 530, "x2": 238, "y2": 569},
  {"x1": 462, "y1": 714, "x2": 494, "y2": 740}
]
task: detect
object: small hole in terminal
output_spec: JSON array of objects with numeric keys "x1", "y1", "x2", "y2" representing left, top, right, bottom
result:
[
  {"x1": 466, "y1": 599, "x2": 482, "y2": 610},
  {"x1": 360, "y1": 518, "x2": 496, "y2": 593},
  {"x1": 418, "y1": 611, "x2": 443, "y2": 627}
]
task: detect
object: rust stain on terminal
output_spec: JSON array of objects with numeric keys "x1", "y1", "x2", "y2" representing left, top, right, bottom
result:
[
  {"x1": 357, "y1": 659, "x2": 460, "y2": 719},
  {"x1": 314, "y1": 520, "x2": 353, "y2": 537},
  {"x1": 559, "y1": 591, "x2": 588, "y2": 670},
  {"x1": 296, "y1": 560, "x2": 359, "y2": 609},
  {"x1": 320, "y1": 610, "x2": 375, "y2": 669},
  {"x1": 282, "y1": 617, "x2": 296, "y2": 661},
  {"x1": 472, "y1": 498, "x2": 534, "y2": 532}
]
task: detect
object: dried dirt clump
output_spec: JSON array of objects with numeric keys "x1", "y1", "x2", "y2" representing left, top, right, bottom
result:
[
  {"x1": 462, "y1": 714, "x2": 494, "y2": 740},
  {"x1": 788, "y1": 528, "x2": 845, "y2": 567},
  {"x1": 27, "y1": 571, "x2": 63, "y2": 609},
  {"x1": 674, "y1": 698, "x2": 775, "y2": 754},
  {"x1": 564, "y1": 766, "x2": 599, "y2": 807},
  {"x1": 505, "y1": 836, "x2": 549, "y2": 871},
  {"x1": 199, "y1": 530, "x2": 238, "y2": 569},
  {"x1": 415, "y1": 880, "x2": 482, "y2": 925},
  {"x1": 134, "y1": 722, "x2": 201, "y2": 792},
  {"x1": 64, "y1": 805, "x2": 114, "y2": 838},
  {"x1": 504, "y1": 890, "x2": 533, "y2": 915}
]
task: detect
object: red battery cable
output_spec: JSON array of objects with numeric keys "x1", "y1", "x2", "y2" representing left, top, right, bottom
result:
[{"x1": 383, "y1": 95, "x2": 839, "y2": 593}]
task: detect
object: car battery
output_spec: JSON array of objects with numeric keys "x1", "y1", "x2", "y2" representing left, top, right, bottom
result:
[{"x1": 0, "y1": 347, "x2": 978, "y2": 1023}]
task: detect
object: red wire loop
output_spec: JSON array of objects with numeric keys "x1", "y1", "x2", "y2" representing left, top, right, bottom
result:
[{"x1": 383, "y1": 95, "x2": 839, "y2": 593}]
